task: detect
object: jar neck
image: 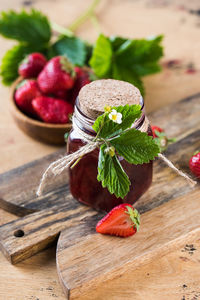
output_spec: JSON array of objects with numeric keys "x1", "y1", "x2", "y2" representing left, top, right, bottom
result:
[{"x1": 73, "y1": 96, "x2": 146, "y2": 137}]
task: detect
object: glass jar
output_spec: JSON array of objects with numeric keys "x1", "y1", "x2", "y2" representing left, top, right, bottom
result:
[{"x1": 67, "y1": 97, "x2": 153, "y2": 212}]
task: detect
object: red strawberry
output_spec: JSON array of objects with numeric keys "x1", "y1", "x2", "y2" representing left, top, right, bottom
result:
[
  {"x1": 15, "y1": 80, "x2": 41, "y2": 116},
  {"x1": 32, "y1": 96, "x2": 73, "y2": 124},
  {"x1": 96, "y1": 204, "x2": 140, "y2": 237},
  {"x1": 53, "y1": 89, "x2": 69, "y2": 100},
  {"x1": 69, "y1": 67, "x2": 92, "y2": 105},
  {"x1": 37, "y1": 56, "x2": 75, "y2": 94},
  {"x1": 18, "y1": 53, "x2": 47, "y2": 78},
  {"x1": 151, "y1": 126, "x2": 164, "y2": 138},
  {"x1": 189, "y1": 151, "x2": 200, "y2": 178},
  {"x1": 151, "y1": 125, "x2": 176, "y2": 152}
]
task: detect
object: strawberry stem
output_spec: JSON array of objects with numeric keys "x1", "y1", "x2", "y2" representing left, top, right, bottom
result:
[
  {"x1": 90, "y1": 14, "x2": 101, "y2": 33},
  {"x1": 193, "y1": 150, "x2": 200, "y2": 156},
  {"x1": 51, "y1": 22, "x2": 74, "y2": 37},
  {"x1": 50, "y1": 0, "x2": 101, "y2": 37},
  {"x1": 68, "y1": 0, "x2": 100, "y2": 32}
]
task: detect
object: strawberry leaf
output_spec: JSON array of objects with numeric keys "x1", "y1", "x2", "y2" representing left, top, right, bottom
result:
[
  {"x1": 89, "y1": 34, "x2": 112, "y2": 77},
  {"x1": 111, "y1": 63, "x2": 144, "y2": 96},
  {"x1": 48, "y1": 36, "x2": 87, "y2": 66},
  {"x1": 0, "y1": 9, "x2": 51, "y2": 45},
  {"x1": 93, "y1": 104, "x2": 142, "y2": 139},
  {"x1": 89, "y1": 33, "x2": 163, "y2": 95},
  {"x1": 115, "y1": 35, "x2": 163, "y2": 77},
  {"x1": 98, "y1": 144, "x2": 131, "y2": 198},
  {"x1": 0, "y1": 44, "x2": 40, "y2": 85},
  {"x1": 110, "y1": 128, "x2": 160, "y2": 164}
]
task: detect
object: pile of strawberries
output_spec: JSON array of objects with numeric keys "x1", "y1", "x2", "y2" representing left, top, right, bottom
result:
[{"x1": 15, "y1": 53, "x2": 91, "y2": 124}]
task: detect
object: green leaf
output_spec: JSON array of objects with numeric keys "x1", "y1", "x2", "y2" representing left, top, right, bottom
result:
[
  {"x1": 112, "y1": 63, "x2": 144, "y2": 95},
  {"x1": 0, "y1": 44, "x2": 36, "y2": 85},
  {"x1": 89, "y1": 33, "x2": 163, "y2": 95},
  {"x1": 0, "y1": 9, "x2": 51, "y2": 45},
  {"x1": 97, "y1": 144, "x2": 131, "y2": 198},
  {"x1": 109, "y1": 36, "x2": 127, "y2": 51},
  {"x1": 49, "y1": 36, "x2": 87, "y2": 66},
  {"x1": 93, "y1": 104, "x2": 142, "y2": 139},
  {"x1": 115, "y1": 35, "x2": 164, "y2": 77},
  {"x1": 84, "y1": 43, "x2": 93, "y2": 66},
  {"x1": 89, "y1": 33, "x2": 112, "y2": 77},
  {"x1": 110, "y1": 128, "x2": 160, "y2": 164}
]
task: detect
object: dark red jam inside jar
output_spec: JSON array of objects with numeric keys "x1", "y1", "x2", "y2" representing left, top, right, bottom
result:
[{"x1": 67, "y1": 80, "x2": 153, "y2": 212}]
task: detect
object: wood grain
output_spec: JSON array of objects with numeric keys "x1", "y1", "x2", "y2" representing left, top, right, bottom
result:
[
  {"x1": 57, "y1": 189, "x2": 200, "y2": 299},
  {"x1": 0, "y1": 93, "x2": 199, "y2": 216},
  {"x1": 1, "y1": 0, "x2": 200, "y2": 299},
  {"x1": 1, "y1": 0, "x2": 200, "y2": 173},
  {"x1": 0, "y1": 202, "x2": 99, "y2": 264},
  {"x1": 0, "y1": 148, "x2": 65, "y2": 216},
  {"x1": 65, "y1": 236, "x2": 200, "y2": 300},
  {"x1": 0, "y1": 94, "x2": 199, "y2": 267}
]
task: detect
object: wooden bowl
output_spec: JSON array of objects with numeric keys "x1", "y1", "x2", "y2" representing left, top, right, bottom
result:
[{"x1": 10, "y1": 78, "x2": 72, "y2": 145}]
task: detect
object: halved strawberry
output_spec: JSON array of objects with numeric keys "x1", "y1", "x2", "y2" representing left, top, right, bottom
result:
[{"x1": 96, "y1": 204, "x2": 140, "y2": 237}]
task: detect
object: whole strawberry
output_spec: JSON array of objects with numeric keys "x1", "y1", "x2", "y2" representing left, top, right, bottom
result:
[
  {"x1": 69, "y1": 67, "x2": 92, "y2": 104},
  {"x1": 151, "y1": 125, "x2": 176, "y2": 152},
  {"x1": 18, "y1": 53, "x2": 47, "y2": 78},
  {"x1": 15, "y1": 80, "x2": 41, "y2": 116},
  {"x1": 53, "y1": 89, "x2": 69, "y2": 101},
  {"x1": 96, "y1": 204, "x2": 140, "y2": 237},
  {"x1": 32, "y1": 96, "x2": 73, "y2": 124},
  {"x1": 37, "y1": 56, "x2": 75, "y2": 94},
  {"x1": 189, "y1": 151, "x2": 200, "y2": 178}
]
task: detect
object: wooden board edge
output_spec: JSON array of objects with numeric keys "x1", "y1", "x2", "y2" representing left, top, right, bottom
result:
[{"x1": 57, "y1": 226, "x2": 200, "y2": 300}]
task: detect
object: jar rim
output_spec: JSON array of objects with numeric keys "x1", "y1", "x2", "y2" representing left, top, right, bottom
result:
[{"x1": 73, "y1": 96, "x2": 146, "y2": 136}]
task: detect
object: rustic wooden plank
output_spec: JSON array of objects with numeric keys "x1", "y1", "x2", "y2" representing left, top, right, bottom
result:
[
  {"x1": 0, "y1": 94, "x2": 199, "y2": 264},
  {"x1": 1, "y1": 0, "x2": 200, "y2": 299},
  {"x1": 0, "y1": 124, "x2": 199, "y2": 264},
  {"x1": 0, "y1": 93, "x2": 199, "y2": 217},
  {"x1": 0, "y1": 149, "x2": 66, "y2": 216},
  {"x1": 0, "y1": 201, "x2": 99, "y2": 264},
  {"x1": 136, "y1": 128, "x2": 200, "y2": 213},
  {"x1": 57, "y1": 189, "x2": 200, "y2": 299}
]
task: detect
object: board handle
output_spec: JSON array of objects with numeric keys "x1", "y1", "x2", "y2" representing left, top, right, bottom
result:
[{"x1": 0, "y1": 204, "x2": 96, "y2": 264}]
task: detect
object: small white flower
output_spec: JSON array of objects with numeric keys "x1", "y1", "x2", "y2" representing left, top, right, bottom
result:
[{"x1": 108, "y1": 110, "x2": 122, "y2": 124}]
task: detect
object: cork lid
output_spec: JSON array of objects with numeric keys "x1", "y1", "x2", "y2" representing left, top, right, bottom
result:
[{"x1": 78, "y1": 79, "x2": 142, "y2": 119}]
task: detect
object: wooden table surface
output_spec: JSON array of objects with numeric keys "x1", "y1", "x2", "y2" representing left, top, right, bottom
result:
[{"x1": 0, "y1": 0, "x2": 200, "y2": 299}]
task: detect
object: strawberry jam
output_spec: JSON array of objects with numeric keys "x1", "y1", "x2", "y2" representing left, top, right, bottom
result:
[{"x1": 67, "y1": 80, "x2": 153, "y2": 212}]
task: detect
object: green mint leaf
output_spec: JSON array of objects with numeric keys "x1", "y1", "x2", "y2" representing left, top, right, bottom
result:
[
  {"x1": 0, "y1": 44, "x2": 39, "y2": 85},
  {"x1": 97, "y1": 144, "x2": 131, "y2": 198},
  {"x1": 48, "y1": 36, "x2": 87, "y2": 66},
  {"x1": 110, "y1": 128, "x2": 160, "y2": 164},
  {"x1": 93, "y1": 104, "x2": 142, "y2": 139},
  {"x1": 89, "y1": 33, "x2": 112, "y2": 77},
  {"x1": 0, "y1": 9, "x2": 51, "y2": 45}
]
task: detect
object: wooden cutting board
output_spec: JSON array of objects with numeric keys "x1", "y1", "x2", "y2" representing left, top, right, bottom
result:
[{"x1": 0, "y1": 94, "x2": 200, "y2": 299}]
